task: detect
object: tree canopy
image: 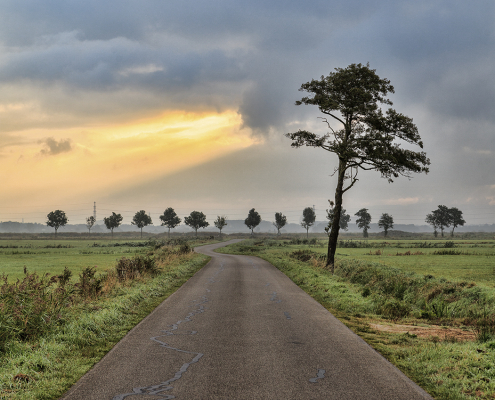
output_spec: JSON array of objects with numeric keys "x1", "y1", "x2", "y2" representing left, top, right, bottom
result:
[
  {"x1": 103, "y1": 212, "x2": 123, "y2": 238},
  {"x1": 378, "y1": 213, "x2": 394, "y2": 237},
  {"x1": 244, "y1": 208, "x2": 261, "y2": 235},
  {"x1": 325, "y1": 201, "x2": 350, "y2": 234},
  {"x1": 273, "y1": 212, "x2": 287, "y2": 235},
  {"x1": 426, "y1": 205, "x2": 465, "y2": 237},
  {"x1": 46, "y1": 210, "x2": 68, "y2": 236},
  {"x1": 286, "y1": 63, "x2": 430, "y2": 271},
  {"x1": 184, "y1": 211, "x2": 209, "y2": 237},
  {"x1": 214, "y1": 215, "x2": 228, "y2": 237},
  {"x1": 132, "y1": 210, "x2": 153, "y2": 238},
  {"x1": 355, "y1": 208, "x2": 372, "y2": 238},
  {"x1": 449, "y1": 207, "x2": 466, "y2": 236},
  {"x1": 86, "y1": 216, "x2": 95, "y2": 234},
  {"x1": 301, "y1": 207, "x2": 316, "y2": 238},
  {"x1": 160, "y1": 207, "x2": 181, "y2": 237}
]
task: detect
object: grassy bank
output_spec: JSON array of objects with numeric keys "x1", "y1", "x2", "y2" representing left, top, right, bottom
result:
[
  {"x1": 218, "y1": 238, "x2": 495, "y2": 400},
  {"x1": 0, "y1": 239, "x2": 211, "y2": 400}
]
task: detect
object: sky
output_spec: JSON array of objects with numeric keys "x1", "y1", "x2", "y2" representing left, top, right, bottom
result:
[{"x1": 0, "y1": 0, "x2": 495, "y2": 228}]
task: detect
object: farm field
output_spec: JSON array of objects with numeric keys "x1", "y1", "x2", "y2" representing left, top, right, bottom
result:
[
  {"x1": 0, "y1": 239, "x2": 153, "y2": 281},
  {"x1": 299, "y1": 238, "x2": 495, "y2": 287}
]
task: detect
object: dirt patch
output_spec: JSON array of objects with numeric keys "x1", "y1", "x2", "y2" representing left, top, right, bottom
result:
[{"x1": 370, "y1": 323, "x2": 476, "y2": 341}]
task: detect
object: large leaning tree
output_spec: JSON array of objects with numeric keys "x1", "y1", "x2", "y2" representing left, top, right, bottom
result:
[{"x1": 286, "y1": 63, "x2": 430, "y2": 272}]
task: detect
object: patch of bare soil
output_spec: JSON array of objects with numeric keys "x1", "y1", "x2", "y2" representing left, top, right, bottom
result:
[{"x1": 370, "y1": 323, "x2": 476, "y2": 341}]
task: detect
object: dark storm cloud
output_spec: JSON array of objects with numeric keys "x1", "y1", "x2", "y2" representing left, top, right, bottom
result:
[
  {"x1": 40, "y1": 138, "x2": 72, "y2": 156},
  {"x1": 1, "y1": 0, "x2": 495, "y2": 213}
]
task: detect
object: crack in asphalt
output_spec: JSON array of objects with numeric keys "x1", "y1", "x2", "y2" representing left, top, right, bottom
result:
[
  {"x1": 309, "y1": 369, "x2": 326, "y2": 383},
  {"x1": 111, "y1": 264, "x2": 224, "y2": 400},
  {"x1": 270, "y1": 292, "x2": 282, "y2": 303}
]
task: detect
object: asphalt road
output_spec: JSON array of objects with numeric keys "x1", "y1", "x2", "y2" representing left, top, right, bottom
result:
[{"x1": 61, "y1": 239, "x2": 432, "y2": 399}]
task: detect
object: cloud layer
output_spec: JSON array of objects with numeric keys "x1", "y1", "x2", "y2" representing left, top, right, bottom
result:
[{"x1": 0, "y1": 0, "x2": 494, "y2": 224}]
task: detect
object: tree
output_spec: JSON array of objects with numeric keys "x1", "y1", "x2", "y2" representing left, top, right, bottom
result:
[
  {"x1": 159, "y1": 207, "x2": 181, "y2": 237},
  {"x1": 214, "y1": 215, "x2": 228, "y2": 238},
  {"x1": 425, "y1": 212, "x2": 439, "y2": 237},
  {"x1": 86, "y1": 216, "x2": 96, "y2": 235},
  {"x1": 46, "y1": 210, "x2": 68, "y2": 236},
  {"x1": 378, "y1": 213, "x2": 394, "y2": 237},
  {"x1": 184, "y1": 211, "x2": 209, "y2": 237},
  {"x1": 301, "y1": 207, "x2": 316, "y2": 238},
  {"x1": 355, "y1": 208, "x2": 372, "y2": 238},
  {"x1": 286, "y1": 63, "x2": 430, "y2": 272},
  {"x1": 426, "y1": 205, "x2": 451, "y2": 237},
  {"x1": 244, "y1": 208, "x2": 261, "y2": 236},
  {"x1": 273, "y1": 212, "x2": 287, "y2": 235},
  {"x1": 449, "y1": 207, "x2": 465, "y2": 237},
  {"x1": 325, "y1": 201, "x2": 351, "y2": 234},
  {"x1": 132, "y1": 210, "x2": 153, "y2": 238},
  {"x1": 103, "y1": 212, "x2": 123, "y2": 238}
]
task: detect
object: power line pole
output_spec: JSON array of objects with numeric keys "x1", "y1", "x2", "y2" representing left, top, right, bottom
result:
[{"x1": 93, "y1": 202, "x2": 97, "y2": 220}]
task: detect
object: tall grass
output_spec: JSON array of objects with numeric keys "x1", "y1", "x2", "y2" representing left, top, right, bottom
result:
[
  {"x1": 0, "y1": 270, "x2": 74, "y2": 347},
  {"x1": 0, "y1": 243, "x2": 185, "y2": 351}
]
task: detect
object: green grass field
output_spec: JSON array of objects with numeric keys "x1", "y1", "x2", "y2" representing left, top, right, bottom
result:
[
  {"x1": 0, "y1": 239, "x2": 152, "y2": 281},
  {"x1": 291, "y1": 239, "x2": 495, "y2": 286}
]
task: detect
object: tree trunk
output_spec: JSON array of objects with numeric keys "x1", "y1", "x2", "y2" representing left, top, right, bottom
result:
[
  {"x1": 140, "y1": 227, "x2": 143, "y2": 239},
  {"x1": 306, "y1": 227, "x2": 309, "y2": 239},
  {"x1": 168, "y1": 227, "x2": 170, "y2": 238},
  {"x1": 326, "y1": 158, "x2": 346, "y2": 273}
]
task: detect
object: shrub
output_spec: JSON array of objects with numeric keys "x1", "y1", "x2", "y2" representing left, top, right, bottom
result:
[
  {"x1": 115, "y1": 255, "x2": 158, "y2": 281},
  {"x1": 290, "y1": 250, "x2": 325, "y2": 263},
  {"x1": 78, "y1": 267, "x2": 103, "y2": 299},
  {"x1": 0, "y1": 270, "x2": 74, "y2": 348}
]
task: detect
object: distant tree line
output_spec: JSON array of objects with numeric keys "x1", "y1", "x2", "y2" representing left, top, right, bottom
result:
[{"x1": 45, "y1": 204, "x2": 467, "y2": 238}]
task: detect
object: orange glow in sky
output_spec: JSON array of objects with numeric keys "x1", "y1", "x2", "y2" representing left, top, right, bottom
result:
[{"x1": 0, "y1": 110, "x2": 258, "y2": 217}]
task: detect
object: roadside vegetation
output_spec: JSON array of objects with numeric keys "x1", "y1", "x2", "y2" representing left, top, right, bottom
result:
[
  {"x1": 218, "y1": 236, "x2": 495, "y2": 400},
  {"x1": 0, "y1": 237, "x2": 213, "y2": 400}
]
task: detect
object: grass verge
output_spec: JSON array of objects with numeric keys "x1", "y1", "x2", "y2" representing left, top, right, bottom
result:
[
  {"x1": 218, "y1": 239, "x2": 495, "y2": 400},
  {"x1": 0, "y1": 242, "x2": 210, "y2": 400}
]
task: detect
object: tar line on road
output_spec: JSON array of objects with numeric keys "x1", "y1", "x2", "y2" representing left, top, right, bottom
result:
[{"x1": 60, "y1": 239, "x2": 432, "y2": 400}]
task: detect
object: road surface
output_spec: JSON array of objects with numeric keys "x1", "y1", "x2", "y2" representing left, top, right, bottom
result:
[{"x1": 61, "y1": 239, "x2": 432, "y2": 399}]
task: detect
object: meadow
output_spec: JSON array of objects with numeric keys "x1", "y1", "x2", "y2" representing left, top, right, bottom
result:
[
  {"x1": 0, "y1": 238, "x2": 153, "y2": 282},
  {"x1": 306, "y1": 238, "x2": 495, "y2": 286}
]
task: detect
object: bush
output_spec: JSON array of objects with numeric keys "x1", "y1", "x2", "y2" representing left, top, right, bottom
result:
[
  {"x1": 290, "y1": 250, "x2": 326, "y2": 263},
  {"x1": 78, "y1": 267, "x2": 103, "y2": 299},
  {"x1": 115, "y1": 255, "x2": 158, "y2": 281},
  {"x1": 0, "y1": 270, "x2": 74, "y2": 348}
]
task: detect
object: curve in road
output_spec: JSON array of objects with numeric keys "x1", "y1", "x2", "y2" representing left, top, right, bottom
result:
[{"x1": 60, "y1": 239, "x2": 432, "y2": 399}]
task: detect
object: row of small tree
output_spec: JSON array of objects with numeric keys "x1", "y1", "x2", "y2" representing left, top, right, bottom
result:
[
  {"x1": 46, "y1": 208, "x2": 228, "y2": 238},
  {"x1": 47, "y1": 204, "x2": 466, "y2": 238}
]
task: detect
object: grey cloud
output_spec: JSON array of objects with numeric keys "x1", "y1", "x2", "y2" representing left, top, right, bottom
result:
[{"x1": 40, "y1": 137, "x2": 72, "y2": 155}]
